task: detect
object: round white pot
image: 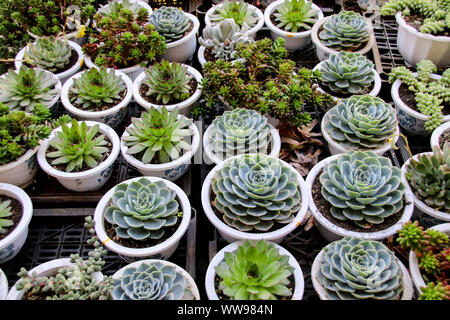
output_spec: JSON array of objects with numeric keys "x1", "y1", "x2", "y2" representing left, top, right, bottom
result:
[
  {"x1": 0, "y1": 183, "x2": 33, "y2": 264},
  {"x1": 93, "y1": 0, "x2": 152, "y2": 31},
  {"x1": 198, "y1": 46, "x2": 207, "y2": 68},
  {"x1": 205, "y1": 240, "x2": 304, "y2": 300},
  {"x1": 306, "y1": 154, "x2": 415, "y2": 242},
  {"x1": 0, "y1": 269, "x2": 7, "y2": 300},
  {"x1": 391, "y1": 73, "x2": 450, "y2": 136},
  {"x1": 311, "y1": 15, "x2": 375, "y2": 62},
  {"x1": 401, "y1": 152, "x2": 450, "y2": 222},
  {"x1": 395, "y1": 12, "x2": 450, "y2": 69},
  {"x1": 15, "y1": 40, "x2": 84, "y2": 85},
  {"x1": 28, "y1": 19, "x2": 91, "y2": 46},
  {"x1": 430, "y1": 121, "x2": 450, "y2": 152},
  {"x1": 94, "y1": 176, "x2": 191, "y2": 260},
  {"x1": 84, "y1": 55, "x2": 144, "y2": 83},
  {"x1": 133, "y1": 65, "x2": 203, "y2": 116},
  {"x1": 112, "y1": 259, "x2": 200, "y2": 299},
  {"x1": 264, "y1": 0, "x2": 324, "y2": 51},
  {"x1": 61, "y1": 69, "x2": 133, "y2": 128},
  {"x1": 37, "y1": 121, "x2": 120, "y2": 192},
  {"x1": 311, "y1": 247, "x2": 413, "y2": 300},
  {"x1": 201, "y1": 155, "x2": 309, "y2": 243},
  {"x1": 120, "y1": 119, "x2": 200, "y2": 181},
  {"x1": 0, "y1": 147, "x2": 39, "y2": 188},
  {"x1": 205, "y1": 3, "x2": 264, "y2": 40},
  {"x1": 7, "y1": 258, "x2": 103, "y2": 300}
]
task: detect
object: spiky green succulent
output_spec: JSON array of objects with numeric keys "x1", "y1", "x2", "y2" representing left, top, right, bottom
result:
[
  {"x1": 122, "y1": 107, "x2": 194, "y2": 164},
  {"x1": 320, "y1": 151, "x2": 406, "y2": 228},
  {"x1": 0, "y1": 200, "x2": 13, "y2": 235},
  {"x1": 46, "y1": 119, "x2": 110, "y2": 172},
  {"x1": 317, "y1": 237, "x2": 404, "y2": 300},
  {"x1": 0, "y1": 66, "x2": 59, "y2": 112},
  {"x1": 319, "y1": 11, "x2": 371, "y2": 51},
  {"x1": 112, "y1": 261, "x2": 195, "y2": 300},
  {"x1": 274, "y1": 0, "x2": 319, "y2": 32},
  {"x1": 320, "y1": 52, "x2": 375, "y2": 95},
  {"x1": 105, "y1": 178, "x2": 181, "y2": 241},
  {"x1": 24, "y1": 36, "x2": 73, "y2": 73},
  {"x1": 325, "y1": 95, "x2": 398, "y2": 150},
  {"x1": 209, "y1": 0, "x2": 259, "y2": 30},
  {"x1": 215, "y1": 240, "x2": 294, "y2": 300},
  {"x1": 149, "y1": 6, "x2": 190, "y2": 43},
  {"x1": 212, "y1": 153, "x2": 301, "y2": 232}
]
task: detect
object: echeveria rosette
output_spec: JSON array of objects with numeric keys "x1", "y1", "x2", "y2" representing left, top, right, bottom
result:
[
  {"x1": 149, "y1": 6, "x2": 190, "y2": 43},
  {"x1": 317, "y1": 237, "x2": 404, "y2": 300},
  {"x1": 320, "y1": 151, "x2": 406, "y2": 228},
  {"x1": 212, "y1": 154, "x2": 301, "y2": 232}
]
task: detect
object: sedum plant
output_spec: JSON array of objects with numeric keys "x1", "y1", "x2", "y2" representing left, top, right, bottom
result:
[
  {"x1": 274, "y1": 0, "x2": 319, "y2": 32},
  {"x1": 317, "y1": 237, "x2": 404, "y2": 300},
  {"x1": 209, "y1": 0, "x2": 259, "y2": 30},
  {"x1": 419, "y1": 282, "x2": 450, "y2": 300},
  {"x1": 215, "y1": 240, "x2": 293, "y2": 300},
  {"x1": 320, "y1": 151, "x2": 406, "y2": 228},
  {"x1": 112, "y1": 262, "x2": 195, "y2": 300},
  {"x1": 24, "y1": 36, "x2": 73, "y2": 73},
  {"x1": 212, "y1": 153, "x2": 301, "y2": 232},
  {"x1": 325, "y1": 95, "x2": 398, "y2": 150},
  {"x1": 149, "y1": 6, "x2": 190, "y2": 43},
  {"x1": 105, "y1": 177, "x2": 181, "y2": 241},
  {"x1": 0, "y1": 200, "x2": 13, "y2": 234},
  {"x1": 97, "y1": 0, "x2": 149, "y2": 23}
]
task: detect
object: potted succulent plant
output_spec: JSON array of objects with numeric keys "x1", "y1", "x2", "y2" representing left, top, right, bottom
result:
[
  {"x1": 61, "y1": 66, "x2": 133, "y2": 128},
  {"x1": 37, "y1": 119, "x2": 120, "y2": 192},
  {"x1": 264, "y1": 0, "x2": 324, "y2": 51},
  {"x1": 430, "y1": 121, "x2": 450, "y2": 152},
  {"x1": 132, "y1": 60, "x2": 203, "y2": 116},
  {"x1": 0, "y1": 268, "x2": 7, "y2": 300},
  {"x1": 148, "y1": 6, "x2": 200, "y2": 63},
  {"x1": 111, "y1": 259, "x2": 200, "y2": 300},
  {"x1": 381, "y1": 0, "x2": 450, "y2": 69},
  {"x1": 311, "y1": 237, "x2": 413, "y2": 300},
  {"x1": 93, "y1": 0, "x2": 153, "y2": 31},
  {"x1": 389, "y1": 60, "x2": 450, "y2": 136},
  {"x1": 306, "y1": 151, "x2": 415, "y2": 242},
  {"x1": 203, "y1": 108, "x2": 281, "y2": 165},
  {"x1": 93, "y1": 176, "x2": 192, "y2": 261},
  {"x1": 205, "y1": 240, "x2": 304, "y2": 300},
  {"x1": 121, "y1": 107, "x2": 200, "y2": 181},
  {"x1": 201, "y1": 153, "x2": 309, "y2": 243},
  {"x1": 311, "y1": 10, "x2": 375, "y2": 61},
  {"x1": 321, "y1": 95, "x2": 399, "y2": 155}
]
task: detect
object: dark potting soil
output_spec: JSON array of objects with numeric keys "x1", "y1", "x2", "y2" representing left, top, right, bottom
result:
[
  {"x1": 439, "y1": 129, "x2": 450, "y2": 150},
  {"x1": 269, "y1": 12, "x2": 314, "y2": 33},
  {"x1": 25, "y1": 49, "x2": 79, "y2": 75},
  {"x1": 0, "y1": 195, "x2": 22, "y2": 241},
  {"x1": 320, "y1": 80, "x2": 374, "y2": 99},
  {"x1": 204, "y1": 47, "x2": 218, "y2": 63},
  {"x1": 139, "y1": 78, "x2": 197, "y2": 105},
  {"x1": 403, "y1": 14, "x2": 449, "y2": 37},
  {"x1": 399, "y1": 83, "x2": 450, "y2": 116},
  {"x1": 68, "y1": 88, "x2": 128, "y2": 112}
]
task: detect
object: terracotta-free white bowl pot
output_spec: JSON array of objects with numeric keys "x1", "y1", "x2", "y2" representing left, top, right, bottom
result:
[
  {"x1": 0, "y1": 147, "x2": 39, "y2": 188},
  {"x1": 84, "y1": 55, "x2": 144, "y2": 83},
  {"x1": 430, "y1": 121, "x2": 450, "y2": 152},
  {"x1": 0, "y1": 269, "x2": 7, "y2": 300}
]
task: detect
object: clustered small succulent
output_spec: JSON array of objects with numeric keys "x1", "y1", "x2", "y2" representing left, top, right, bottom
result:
[
  {"x1": 96, "y1": 0, "x2": 149, "y2": 25},
  {"x1": 24, "y1": 36, "x2": 73, "y2": 73},
  {"x1": 274, "y1": 0, "x2": 319, "y2": 32},
  {"x1": 209, "y1": 0, "x2": 259, "y2": 30},
  {"x1": 149, "y1": 6, "x2": 190, "y2": 43},
  {"x1": 0, "y1": 199, "x2": 13, "y2": 234}
]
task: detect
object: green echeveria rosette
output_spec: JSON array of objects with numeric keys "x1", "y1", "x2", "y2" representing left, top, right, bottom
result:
[
  {"x1": 149, "y1": 6, "x2": 190, "y2": 43},
  {"x1": 24, "y1": 36, "x2": 73, "y2": 73},
  {"x1": 317, "y1": 237, "x2": 404, "y2": 300}
]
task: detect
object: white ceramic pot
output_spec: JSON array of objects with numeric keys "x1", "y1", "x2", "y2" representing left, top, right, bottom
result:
[
  {"x1": 94, "y1": 176, "x2": 191, "y2": 260},
  {"x1": 430, "y1": 121, "x2": 450, "y2": 152},
  {"x1": 112, "y1": 259, "x2": 200, "y2": 299},
  {"x1": 37, "y1": 121, "x2": 120, "y2": 192},
  {"x1": 264, "y1": 0, "x2": 324, "y2": 51},
  {"x1": 0, "y1": 147, "x2": 39, "y2": 188},
  {"x1": 197, "y1": 46, "x2": 207, "y2": 68},
  {"x1": 201, "y1": 155, "x2": 309, "y2": 243},
  {"x1": 205, "y1": 240, "x2": 304, "y2": 300},
  {"x1": 395, "y1": 12, "x2": 450, "y2": 69},
  {"x1": 0, "y1": 183, "x2": 33, "y2": 264},
  {"x1": 7, "y1": 258, "x2": 103, "y2": 300},
  {"x1": 28, "y1": 19, "x2": 91, "y2": 46},
  {"x1": 61, "y1": 69, "x2": 133, "y2": 129},
  {"x1": 311, "y1": 247, "x2": 413, "y2": 300},
  {"x1": 120, "y1": 119, "x2": 200, "y2": 181},
  {"x1": 205, "y1": 3, "x2": 264, "y2": 40},
  {"x1": 15, "y1": 40, "x2": 84, "y2": 85},
  {"x1": 84, "y1": 55, "x2": 144, "y2": 83},
  {"x1": 401, "y1": 152, "x2": 450, "y2": 222},
  {"x1": 133, "y1": 65, "x2": 202, "y2": 116},
  {"x1": 0, "y1": 269, "x2": 7, "y2": 300},
  {"x1": 311, "y1": 15, "x2": 375, "y2": 62},
  {"x1": 306, "y1": 154, "x2": 415, "y2": 242},
  {"x1": 93, "y1": 0, "x2": 153, "y2": 31}
]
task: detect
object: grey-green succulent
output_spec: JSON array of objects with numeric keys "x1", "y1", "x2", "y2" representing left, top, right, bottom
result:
[
  {"x1": 24, "y1": 36, "x2": 73, "y2": 73},
  {"x1": 0, "y1": 199, "x2": 13, "y2": 234},
  {"x1": 209, "y1": 0, "x2": 259, "y2": 30},
  {"x1": 274, "y1": 0, "x2": 319, "y2": 32},
  {"x1": 317, "y1": 237, "x2": 404, "y2": 300},
  {"x1": 98, "y1": 0, "x2": 147, "y2": 21},
  {"x1": 149, "y1": 6, "x2": 190, "y2": 43}
]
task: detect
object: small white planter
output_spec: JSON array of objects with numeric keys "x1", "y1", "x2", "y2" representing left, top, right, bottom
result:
[
  {"x1": 112, "y1": 259, "x2": 200, "y2": 299},
  {"x1": 15, "y1": 40, "x2": 84, "y2": 85},
  {"x1": 133, "y1": 65, "x2": 202, "y2": 116},
  {"x1": 93, "y1": 0, "x2": 153, "y2": 31},
  {"x1": 401, "y1": 152, "x2": 450, "y2": 222},
  {"x1": 306, "y1": 154, "x2": 415, "y2": 242},
  {"x1": 197, "y1": 46, "x2": 207, "y2": 68},
  {"x1": 61, "y1": 69, "x2": 133, "y2": 128},
  {"x1": 0, "y1": 183, "x2": 33, "y2": 264},
  {"x1": 311, "y1": 247, "x2": 413, "y2": 300},
  {"x1": 94, "y1": 177, "x2": 191, "y2": 260},
  {"x1": 28, "y1": 19, "x2": 91, "y2": 46},
  {"x1": 205, "y1": 3, "x2": 264, "y2": 40},
  {"x1": 264, "y1": 0, "x2": 324, "y2": 51},
  {"x1": 84, "y1": 55, "x2": 144, "y2": 83},
  {"x1": 201, "y1": 155, "x2": 309, "y2": 243},
  {"x1": 430, "y1": 121, "x2": 450, "y2": 151},
  {"x1": 0, "y1": 147, "x2": 39, "y2": 188},
  {"x1": 311, "y1": 15, "x2": 375, "y2": 62},
  {"x1": 121, "y1": 119, "x2": 200, "y2": 181},
  {"x1": 37, "y1": 121, "x2": 120, "y2": 192},
  {"x1": 205, "y1": 240, "x2": 304, "y2": 300},
  {"x1": 0, "y1": 269, "x2": 7, "y2": 300},
  {"x1": 395, "y1": 12, "x2": 450, "y2": 69}
]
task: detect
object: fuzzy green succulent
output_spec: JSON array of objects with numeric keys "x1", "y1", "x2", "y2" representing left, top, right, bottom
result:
[
  {"x1": 215, "y1": 240, "x2": 294, "y2": 300},
  {"x1": 149, "y1": 6, "x2": 190, "y2": 43},
  {"x1": 209, "y1": 0, "x2": 259, "y2": 30},
  {"x1": 274, "y1": 0, "x2": 319, "y2": 32},
  {"x1": 24, "y1": 36, "x2": 73, "y2": 73},
  {"x1": 0, "y1": 200, "x2": 13, "y2": 235}
]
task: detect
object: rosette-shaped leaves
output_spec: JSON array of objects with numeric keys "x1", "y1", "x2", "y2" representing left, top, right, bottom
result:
[
  {"x1": 320, "y1": 151, "x2": 406, "y2": 228},
  {"x1": 325, "y1": 95, "x2": 398, "y2": 150},
  {"x1": 0, "y1": 200, "x2": 13, "y2": 234},
  {"x1": 209, "y1": 0, "x2": 259, "y2": 29},
  {"x1": 274, "y1": 0, "x2": 318, "y2": 32},
  {"x1": 149, "y1": 6, "x2": 190, "y2": 43},
  {"x1": 212, "y1": 154, "x2": 301, "y2": 232},
  {"x1": 317, "y1": 237, "x2": 404, "y2": 300},
  {"x1": 24, "y1": 36, "x2": 73, "y2": 73}
]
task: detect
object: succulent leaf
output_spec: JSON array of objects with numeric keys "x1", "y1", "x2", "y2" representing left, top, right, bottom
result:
[
  {"x1": 24, "y1": 36, "x2": 73, "y2": 73},
  {"x1": 274, "y1": 0, "x2": 319, "y2": 32},
  {"x1": 149, "y1": 6, "x2": 190, "y2": 43},
  {"x1": 209, "y1": 0, "x2": 259, "y2": 30}
]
